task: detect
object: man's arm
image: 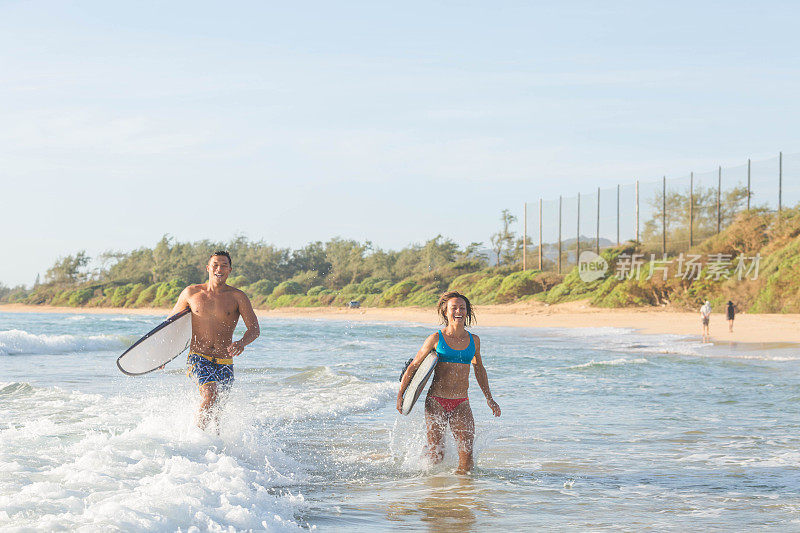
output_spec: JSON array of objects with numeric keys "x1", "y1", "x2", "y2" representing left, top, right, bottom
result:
[
  {"x1": 169, "y1": 287, "x2": 192, "y2": 318},
  {"x1": 472, "y1": 336, "x2": 501, "y2": 417},
  {"x1": 228, "y1": 291, "x2": 260, "y2": 357}
]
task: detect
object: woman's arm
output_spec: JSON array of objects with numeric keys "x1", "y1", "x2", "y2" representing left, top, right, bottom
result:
[
  {"x1": 472, "y1": 336, "x2": 501, "y2": 417},
  {"x1": 396, "y1": 333, "x2": 438, "y2": 413}
]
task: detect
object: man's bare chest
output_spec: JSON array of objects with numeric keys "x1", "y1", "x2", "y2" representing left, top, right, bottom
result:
[{"x1": 189, "y1": 293, "x2": 239, "y2": 321}]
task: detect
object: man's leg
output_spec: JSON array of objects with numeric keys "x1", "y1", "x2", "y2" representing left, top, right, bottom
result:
[
  {"x1": 424, "y1": 396, "x2": 447, "y2": 464},
  {"x1": 449, "y1": 401, "x2": 475, "y2": 474},
  {"x1": 197, "y1": 381, "x2": 219, "y2": 430}
]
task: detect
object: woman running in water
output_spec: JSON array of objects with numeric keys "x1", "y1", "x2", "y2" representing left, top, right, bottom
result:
[{"x1": 397, "y1": 291, "x2": 501, "y2": 474}]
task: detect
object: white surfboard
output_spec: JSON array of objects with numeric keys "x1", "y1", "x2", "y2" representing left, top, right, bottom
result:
[
  {"x1": 401, "y1": 352, "x2": 438, "y2": 415},
  {"x1": 116, "y1": 308, "x2": 192, "y2": 376}
]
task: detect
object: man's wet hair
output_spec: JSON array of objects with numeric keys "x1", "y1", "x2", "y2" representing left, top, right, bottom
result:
[{"x1": 210, "y1": 250, "x2": 232, "y2": 267}]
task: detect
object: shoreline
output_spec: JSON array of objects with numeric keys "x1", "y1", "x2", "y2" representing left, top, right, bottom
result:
[{"x1": 2, "y1": 301, "x2": 800, "y2": 346}]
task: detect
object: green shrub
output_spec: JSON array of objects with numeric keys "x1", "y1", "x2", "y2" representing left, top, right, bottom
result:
[
  {"x1": 110, "y1": 284, "x2": 136, "y2": 307},
  {"x1": 468, "y1": 275, "x2": 504, "y2": 304},
  {"x1": 124, "y1": 283, "x2": 146, "y2": 307},
  {"x1": 86, "y1": 287, "x2": 106, "y2": 307},
  {"x1": 227, "y1": 274, "x2": 248, "y2": 288},
  {"x1": 25, "y1": 291, "x2": 50, "y2": 305},
  {"x1": 448, "y1": 271, "x2": 487, "y2": 293},
  {"x1": 495, "y1": 270, "x2": 546, "y2": 303},
  {"x1": 288, "y1": 271, "x2": 320, "y2": 292},
  {"x1": 153, "y1": 280, "x2": 185, "y2": 307},
  {"x1": 406, "y1": 289, "x2": 438, "y2": 307},
  {"x1": 7, "y1": 287, "x2": 29, "y2": 303},
  {"x1": 380, "y1": 280, "x2": 418, "y2": 306},
  {"x1": 68, "y1": 288, "x2": 94, "y2": 306},
  {"x1": 24, "y1": 286, "x2": 58, "y2": 305},
  {"x1": 50, "y1": 289, "x2": 70, "y2": 306},
  {"x1": 135, "y1": 284, "x2": 159, "y2": 306},
  {"x1": 272, "y1": 281, "x2": 304, "y2": 297},
  {"x1": 251, "y1": 294, "x2": 270, "y2": 308},
  {"x1": 248, "y1": 279, "x2": 276, "y2": 297},
  {"x1": 272, "y1": 294, "x2": 303, "y2": 307},
  {"x1": 339, "y1": 283, "x2": 361, "y2": 296},
  {"x1": 356, "y1": 277, "x2": 392, "y2": 294},
  {"x1": 307, "y1": 285, "x2": 326, "y2": 296}
]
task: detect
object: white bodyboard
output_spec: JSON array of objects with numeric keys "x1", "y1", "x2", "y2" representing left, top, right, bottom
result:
[
  {"x1": 401, "y1": 352, "x2": 438, "y2": 415},
  {"x1": 116, "y1": 309, "x2": 192, "y2": 375}
]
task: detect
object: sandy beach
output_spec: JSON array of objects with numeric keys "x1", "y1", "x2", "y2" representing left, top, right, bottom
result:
[{"x1": 2, "y1": 301, "x2": 799, "y2": 345}]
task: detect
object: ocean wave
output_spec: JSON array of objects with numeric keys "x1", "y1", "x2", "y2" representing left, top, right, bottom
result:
[
  {"x1": 1, "y1": 384, "x2": 309, "y2": 531},
  {"x1": 538, "y1": 326, "x2": 800, "y2": 361},
  {"x1": 563, "y1": 358, "x2": 650, "y2": 370},
  {"x1": 0, "y1": 329, "x2": 128, "y2": 356},
  {"x1": 0, "y1": 382, "x2": 34, "y2": 396},
  {"x1": 264, "y1": 366, "x2": 398, "y2": 420}
]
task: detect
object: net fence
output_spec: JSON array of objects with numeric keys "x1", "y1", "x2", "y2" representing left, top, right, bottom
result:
[{"x1": 523, "y1": 152, "x2": 799, "y2": 272}]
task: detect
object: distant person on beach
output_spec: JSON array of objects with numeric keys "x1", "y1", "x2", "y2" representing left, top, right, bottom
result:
[
  {"x1": 726, "y1": 301, "x2": 736, "y2": 333},
  {"x1": 701, "y1": 300, "x2": 712, "y2": 343},
  {"x1": 397, "y1": 291, "x2": 501, "y2": 474},
  {"x1": 168, "y1": 251, "x2": 260, "y2": 431}
]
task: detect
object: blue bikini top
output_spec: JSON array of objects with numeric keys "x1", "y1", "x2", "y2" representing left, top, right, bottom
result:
[{"x1": 435, "y1": 330, "x2": 475, "y2": 365}]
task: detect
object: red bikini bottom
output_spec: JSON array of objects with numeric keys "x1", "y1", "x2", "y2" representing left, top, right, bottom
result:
[{"x1": 431, "y1": 396, "x2": 468, "y2": 413}]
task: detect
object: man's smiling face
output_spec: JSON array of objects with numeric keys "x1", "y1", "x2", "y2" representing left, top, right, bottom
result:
[{"x1": 207, "y1": 255, "x2": 232, "y2": 284}]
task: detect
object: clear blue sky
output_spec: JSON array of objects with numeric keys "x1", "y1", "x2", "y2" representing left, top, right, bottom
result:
[{"x1": 2, "y1": 1, "x2": 799, "y2": 286}]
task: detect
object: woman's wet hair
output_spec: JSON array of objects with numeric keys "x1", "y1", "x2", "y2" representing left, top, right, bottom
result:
[{"x1": 437, "y1": 291, "x2": 476, "y2": 326}]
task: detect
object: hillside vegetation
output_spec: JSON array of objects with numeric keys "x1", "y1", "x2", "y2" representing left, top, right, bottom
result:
[
  {"x1": 541, "y1": 207, "x2": 800, "y2": 313},
  {"x1": 1, "y1": 207, "x2": 798, "y2": 313}
]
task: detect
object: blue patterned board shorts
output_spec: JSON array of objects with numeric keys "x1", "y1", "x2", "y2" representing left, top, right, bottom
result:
[{"x1": 187, "y1": 353, "x2": 234, "y2": 390}]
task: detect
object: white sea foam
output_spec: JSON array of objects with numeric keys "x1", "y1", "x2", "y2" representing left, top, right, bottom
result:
[
  {"x1": 564, "y1": 357, "x2": 650, "y2": 370},
  {"x1": 0, "y1": 382, "x2": 309, "y2": 531},
  {"x1": 263, "y1": 366, "x2": 398, "y2": 420},
  {"x1": 0, "y1": 329, "x2": 127, "y2": 356},
  {"x1": 540, "y1": 326, "x2": 800, "y2": 361}
]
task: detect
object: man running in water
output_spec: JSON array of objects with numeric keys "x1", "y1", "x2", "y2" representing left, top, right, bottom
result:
[{"x1": 169, "y1": 251, "x2": 260, "y2": 431}]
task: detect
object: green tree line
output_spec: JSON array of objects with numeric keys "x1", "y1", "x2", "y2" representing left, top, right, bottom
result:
[
  {"x1": 1, "y1": 232, "x2": 565, "y2": 309},
  {"x1": 2, "y1": 197, "x2": 785, "y2": 311}
]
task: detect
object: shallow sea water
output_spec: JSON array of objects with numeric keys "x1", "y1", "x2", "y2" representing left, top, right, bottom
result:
[{"x1": 1, "y1": 311, "x2": 800, "y2": 531}]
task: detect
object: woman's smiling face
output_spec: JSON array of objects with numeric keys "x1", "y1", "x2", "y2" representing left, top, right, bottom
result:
[{"x1": 445, "y1": 297, "x2": 467, "y2": 325}]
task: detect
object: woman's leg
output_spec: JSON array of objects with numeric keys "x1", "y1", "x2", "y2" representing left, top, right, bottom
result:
[
  {"x1": 424, "y1": 396, "x2": 446, "y2": 464},
  {"x1": 449, "y1": 401, "x2": 475, "y2": 474}
]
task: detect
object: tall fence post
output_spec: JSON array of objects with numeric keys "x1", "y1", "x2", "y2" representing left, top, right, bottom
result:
[
  {"x1": 523, "y1": 202, "x2": 527, "y2": 271},
  {"x1": 662, "y1": 176, "x2": 666, "y2": 255},
  {"x1": 576, "y1": 193, "x2": 581, "y2": 266},
  {"x1": 538, "y1": 198, "x2": 543, "y2": 271},
  {"x1": 717, "y1": 166, "x2": 721, "y2": 234},
  {"x1": 635, "y1": 180, "x2": 640, "y2": 243},
  {"x1": 747, "y1": 158, "x2": 751, "y2": 211},
  {"x1": 689, "y1": 172, "x2": 694, "y2": 248},
  {"x1": 616, "y1": 184, "x2": 620, "y2": 246},
  {"x1": 596, "y1": 187, "x2": 600, "y2": 255},
  {"x1": 558, "y1": 196, "x2": 562, "y2": 274},
  {"x1": 779, "y1": 151, "x2": 783, "y2": 216}
]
